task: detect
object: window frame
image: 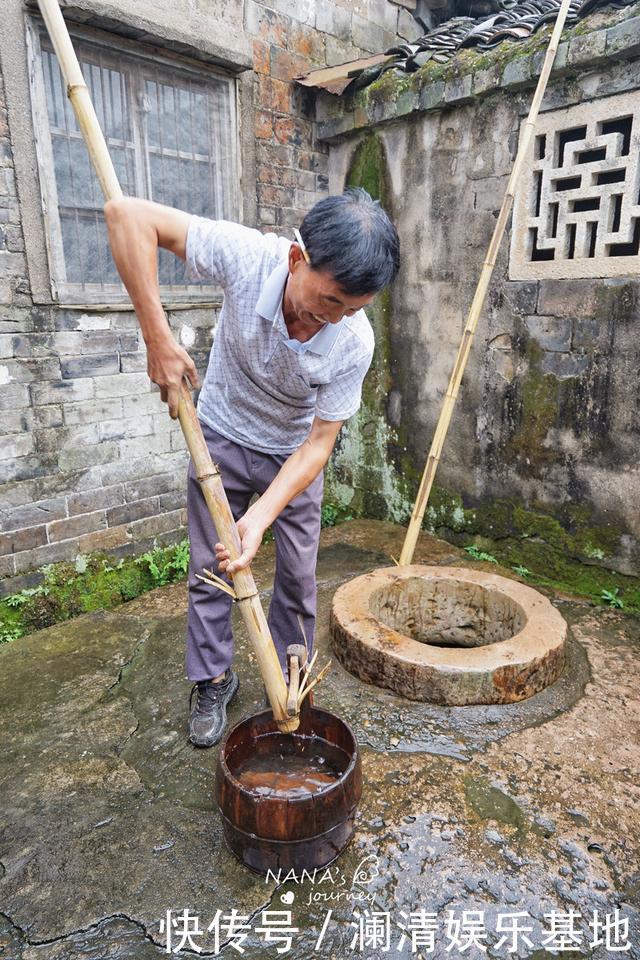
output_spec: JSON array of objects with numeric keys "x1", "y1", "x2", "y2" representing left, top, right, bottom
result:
[{"x1": 26, "y1": 16, "x2": 240, "y2": 306}]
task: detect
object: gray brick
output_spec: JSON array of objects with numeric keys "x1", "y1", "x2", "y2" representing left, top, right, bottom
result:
[
  {"x1": 61, "y1": 354, "x2": 120, "y2": 379},
  {"x1": 269, "y1": 0, "x2": 315, "y2": 26},
  {"x1": 572, "y1": 317, "x2": 600, "y2": 349},
  {"x1": 0, "y1": 456, "x2": 50, "y2": 485},
  {"x1": 0, "y1": 498, "x2": 67, "y2": 534},
  {"x1": 158, "y1": 490, "x2": 187, "y2": 513},
  {"x1": 316, "y1": 2, "x2": 352, "y2": 40},
  {"x1": 57, "y1": 441, "x2": 118, "y2": 472},
  {"x1": 67, "y1": 484, "x2": 124, "y2": 517},
  {"x1": 80, "y1": 331, "x2": 120, "y2": 354},
  {"x1": 127, "y1": 508, "x2": 186, "y2": 540},
  {"x1": 94, "y1": 373, "x2": 151, "y2": 399},
  {"x1": 0, "y1": 433, "x2": 34, "y2": 461},
  {"x1": 119, "y1": 433, "x2": 171, "y2": 461},
  {"x1": 352, "y1": 13, "x2": 384, "y2": 52},
  {"x1": 119, "y1": 352, "x2": 147, "y2": 373},
  {"x1": 117, "y1": 333, "x2": 140, "y2": 353},
  {"x1": 418, "y1": 80, "x2": 445, "y2": 111},
  {"x1": 568, "y1": 29, "x2": 606, "y2": 66},
  {"x1": 526, "y1": 316, "x2": 572, "y2": 352},
  {"x1": 0, "y1": 410, "x2": 30, "y2": 434},
  {"x1": 397, "y1": 8, "x2": 421, "y2": 41},
  {"x1": 100, "y1": 454, "x2": 169, "y2": 486},
  {"x1": 532, "y1": 40, "x2": 568, "y2": 75},
  {"x1": 110, "y1": 314, "x2": 139, "y2": 332},
  {"x1": 99, "y1": 415, "x2": 154, "y2": 442},
  {"x1": 0, "y1": 251, "x2": 27, "y2": 279},
  {"x1": 13, "y1": 539, "x2": 79, "y2": 574},
  {"x1": 0, "y1": 552, "x2": 15, "y2": 579},
  {"x1": 16, "y1": 332, "x2": 83, "y2": 357},
  {"x1": 538, "y1": 280, "x2": 596, "y2": 317},
  {"x1": 124, "y1": 388, "x2": 167, "y2": 417},
  {"x1": 30, "y1": 378, "x2": 94, "y2": 406},
  {"x1": 542, "y1": 351, "x2": 589, "y2": 379},
  {"x1": 168, "y1": 426, "x2": 187, "y2": 452},
  {"x1": 605, "y1": 16, "x2": 640, "y2": 58},
  {"x1": 63, "y1": 398, "x2": 124, "y2": 426},
  {"x1": 124, "y1": 471, "x2": 183, "y2": 502},
  {"x1": 0, "y1": 524, "x2": 48, "y2": 556},
  {"x1": 444, "y1": 73, "x2": 473, "y2": 105},
  {"x1": 0, "y1": 382, "x2": 29, "y2": 410},
  {"x1": 35, "y1": 424, "x2": 99, "y2": 460},
  {"x1": 502, "y1": 282, "x2": 538, "y2": 316},
  {"x1": 48, "y1": 510, "x2": 107, "y2": 543},
  {"x1": 78, "y1": 525, "x2": 131, "y2": 554},
  {"x1": 107, "y1": 497, "x2": 159, "y2": 527}
]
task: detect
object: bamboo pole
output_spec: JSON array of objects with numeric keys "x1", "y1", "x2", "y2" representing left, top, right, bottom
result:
[
  {"x1": 399, "y1": 0, "x2": 574, "y2": 567},
  {"x1": 38, "y1": 0, "x2": 295, "y2": 732}
]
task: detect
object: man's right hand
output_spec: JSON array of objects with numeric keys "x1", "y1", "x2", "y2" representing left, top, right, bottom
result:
[{"x1": 146, "y1": 333, "x2": 199, "y2": 419}]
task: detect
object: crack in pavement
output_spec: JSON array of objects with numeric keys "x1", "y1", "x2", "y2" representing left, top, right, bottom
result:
[
  {"x1": 0, "y1": 908, "x2": 160, "y2": 951},
  {"x1": 99, "y1": 628, "x2": 150, "y2": 702}
]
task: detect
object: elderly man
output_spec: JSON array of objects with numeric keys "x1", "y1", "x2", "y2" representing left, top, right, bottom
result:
[{"x1": 105, "y1": 187, "x2": 400, "y2": 747}]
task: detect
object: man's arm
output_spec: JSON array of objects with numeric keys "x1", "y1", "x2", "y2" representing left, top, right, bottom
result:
[
  {"x1": 215, "y1": 416, "x2": 344, "y2": 576},
  {"x1": 104, "y1": 197, "x2": 198, "y2": 418}
]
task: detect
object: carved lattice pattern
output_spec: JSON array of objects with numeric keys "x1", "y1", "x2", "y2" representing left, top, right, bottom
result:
[{"x1": 510, "y1": 91, "x2": 640, "y2": 279}]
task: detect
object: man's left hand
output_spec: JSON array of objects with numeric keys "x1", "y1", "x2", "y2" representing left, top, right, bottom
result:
[{"x1": 214, "y1": 510, "x2": 265, "y2": 577}]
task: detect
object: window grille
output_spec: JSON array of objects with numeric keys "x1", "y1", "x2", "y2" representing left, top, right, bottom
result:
[
  {"x1": 28, "y1": 21, "x2": 239, "y2": 303},
  {"x1": 510, "y1": 91, "x2": 640, "y2": 280}
]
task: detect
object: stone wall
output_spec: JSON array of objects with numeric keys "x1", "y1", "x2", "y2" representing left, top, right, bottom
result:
[
  {"x1": 320, "y1": 5, "x2": 640, "y2": 579},
  {"x1": 0, "y1": 0, "x2": 417, "y2": 594}
]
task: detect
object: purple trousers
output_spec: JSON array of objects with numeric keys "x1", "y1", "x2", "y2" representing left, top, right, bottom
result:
[{"x1": 185, "y1": 421, "x2": 323, "y2": 683}]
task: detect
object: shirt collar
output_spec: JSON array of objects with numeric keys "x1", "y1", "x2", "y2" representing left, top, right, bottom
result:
[{"x1": 255, "y1": 259, "x2": 343, "y2": 357}]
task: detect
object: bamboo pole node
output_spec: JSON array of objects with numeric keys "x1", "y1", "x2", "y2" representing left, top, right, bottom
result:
[
  {"x1": 234, "y1": 590, "x2": 261, "y2": 603},
  {"x1": 196, "y1": 468, "x2": 222, "y2": 483}
]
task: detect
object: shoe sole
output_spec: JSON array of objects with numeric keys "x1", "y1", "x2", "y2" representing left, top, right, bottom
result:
[{"x1": 189, "y1": 672, "x2": 240, "y2": 748}]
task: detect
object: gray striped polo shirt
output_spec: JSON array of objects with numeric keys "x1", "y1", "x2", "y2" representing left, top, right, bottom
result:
[{"x1": 185, "y1": 216, "x2": 375, "y2": 455}]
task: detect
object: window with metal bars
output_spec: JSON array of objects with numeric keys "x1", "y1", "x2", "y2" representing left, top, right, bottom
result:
[{"x1": 27, "y1": 21, "x2": 239, "y2": 304}]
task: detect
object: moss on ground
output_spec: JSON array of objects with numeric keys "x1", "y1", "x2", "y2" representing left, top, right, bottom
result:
[
  {"x1": 0, "y1": 542, "x2": 189, "y2": 643},
  {"x1": 0, "y1": 503, "x2": 354, "y2": 643},
  {"x1": 422, "y1": 484, "x2": 640, "y2": 615}
]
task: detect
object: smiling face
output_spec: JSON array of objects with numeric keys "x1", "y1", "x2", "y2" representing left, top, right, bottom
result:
[{"x1": 283, "y1": 243, "x2": 375, "y2": 329}]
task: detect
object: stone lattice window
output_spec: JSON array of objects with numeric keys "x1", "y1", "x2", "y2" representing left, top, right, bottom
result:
[
  {"x1": 27, "y1": 21, "x2": 239, "y2": 304},
  {"x1": 510, "y1": 91, "x2": 640, "y2": 280}
]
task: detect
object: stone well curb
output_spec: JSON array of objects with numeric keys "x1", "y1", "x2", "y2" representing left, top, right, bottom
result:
[{"x1": 330, "y1": 565, "x2": 568, "y2": 705}]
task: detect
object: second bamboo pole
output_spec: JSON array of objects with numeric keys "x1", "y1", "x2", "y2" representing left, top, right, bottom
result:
[{"x1": 399, "y1": 0, "x2": 574, "y2": 567}]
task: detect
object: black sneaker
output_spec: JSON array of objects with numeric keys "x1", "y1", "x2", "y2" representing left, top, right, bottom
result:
[{"x1": 188, "y1": 669, "x2": 239, "y2": 747}]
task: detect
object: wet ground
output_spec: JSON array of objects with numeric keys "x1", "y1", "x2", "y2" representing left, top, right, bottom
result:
[{"x1": 0, "y1": 520, "x2": 638, "y2": 959}]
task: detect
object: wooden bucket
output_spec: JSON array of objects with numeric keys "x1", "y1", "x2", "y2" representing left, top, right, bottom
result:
[{"x1": 215, "y1": 700, "x2": 362, "y2": 874}]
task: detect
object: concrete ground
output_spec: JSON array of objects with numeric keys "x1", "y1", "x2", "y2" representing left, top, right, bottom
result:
[{"x1": 0, "y1": 520, "x2": 638, "y2": 959}]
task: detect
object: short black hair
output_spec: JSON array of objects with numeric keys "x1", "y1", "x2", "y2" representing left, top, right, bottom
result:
[{"x1": 299, "y1": 187, "x2": 400, "y2": 297}]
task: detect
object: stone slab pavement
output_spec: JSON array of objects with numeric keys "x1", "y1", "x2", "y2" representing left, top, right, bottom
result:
[{"x1": 0, "y1": 520, "x2": 638, "y2": 958}]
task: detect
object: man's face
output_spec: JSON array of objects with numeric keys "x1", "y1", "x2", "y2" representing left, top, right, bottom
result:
[{"x1": 286, "y1": 244, "x2": 375, "y2": 328}]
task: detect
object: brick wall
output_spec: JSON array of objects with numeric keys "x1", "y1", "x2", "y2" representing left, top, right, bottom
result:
[
  {"x1": 247, "y1": 0, "x2": 420, "y2": 233},
  {"x1": 0, "y1": 0, "x2": 417, "y2": 594}
]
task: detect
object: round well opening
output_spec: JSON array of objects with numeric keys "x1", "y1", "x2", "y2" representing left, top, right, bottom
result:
[{"x1": 369, "y1": 576, "x2": 528, "y2": 648}]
